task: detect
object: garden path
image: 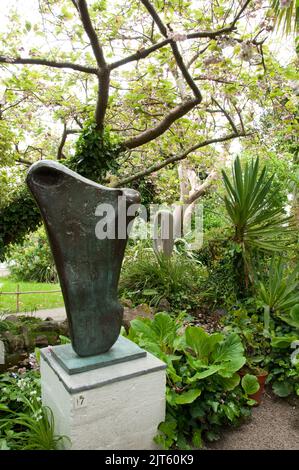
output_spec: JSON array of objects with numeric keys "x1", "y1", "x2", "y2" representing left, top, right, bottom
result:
[
  {"x1": 206, "y1": 392, "x2": 299, "y2": 450},
  {"x1": 12, "y1": 306, "x2": 67, "y2": 322}
]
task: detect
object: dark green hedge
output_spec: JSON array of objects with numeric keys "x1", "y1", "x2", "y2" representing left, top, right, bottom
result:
[{"x1": 0, "y1": 186, "x2": 41, "y2": 261}]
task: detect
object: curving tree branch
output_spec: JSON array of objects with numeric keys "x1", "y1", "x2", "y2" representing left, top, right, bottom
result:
[
  {"x1": 110, "y1": 0, "x2": 252, "y2": 73},
  {"x1": 211, "y1": 97, "x2": 239, "y2": 134},
  {"x1": 186, "y1": 0, "x2": 252, "y2": 39},
  {"x1": 110, "y1": 38, "x2": 171, "y2": 70},
  {"x1": 140, "y1": 0, "x2": 202, "y2": 100},
  {"x1": 71, "y1": 0, "x2": 110, "y2": 131},
  {"x1": 122, "y1": 98, "x2": 200, "y2": 149},
  {"x1": 0, "y1": 56, "x2": 97, "y2": 74},
  {"x1": 57, "y1": 126, "x2": 81, "y2": 160},
  {"x1": 117, "y1": 131, "x2": 247, "y2": 186},
  {"x1": 72, "y1": 0, "x2": 106, "y2": 68}
]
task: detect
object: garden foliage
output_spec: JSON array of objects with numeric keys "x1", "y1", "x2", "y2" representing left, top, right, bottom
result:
[{"x1": 126, "y1": 313, "x2": 259, "y2": 449}]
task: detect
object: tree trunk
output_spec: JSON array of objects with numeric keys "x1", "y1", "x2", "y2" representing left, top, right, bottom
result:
[{"x1": 173, "y1": 163, "x2": 217, "y2": 238}]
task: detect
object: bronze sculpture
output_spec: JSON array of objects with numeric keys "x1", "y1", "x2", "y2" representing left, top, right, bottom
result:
[{"x1": 27, "y1": 160, "x2": 140, "y2": 357}]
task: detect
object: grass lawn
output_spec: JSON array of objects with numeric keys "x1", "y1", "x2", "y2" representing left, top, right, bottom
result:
[{"x1": 0, "y1": 276, "x2": 64, "y2": 313}]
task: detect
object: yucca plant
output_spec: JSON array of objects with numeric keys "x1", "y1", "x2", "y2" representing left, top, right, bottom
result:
[
  {"x1": 222, "y1": 156, "x2": 293, "y2": 292},
  {"x1": 257, "y1": 258, "x2": 299, "y2": 334},
  {"x1": 271, "y1": 1, "x2": 299, "y2": 35}
]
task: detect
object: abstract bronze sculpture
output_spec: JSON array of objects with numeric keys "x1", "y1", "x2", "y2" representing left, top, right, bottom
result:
[{"x1": 27, "y1": 160, "x2": 140, "y2": 357}]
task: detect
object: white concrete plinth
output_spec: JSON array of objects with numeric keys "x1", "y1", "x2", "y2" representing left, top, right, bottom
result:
[{"x1": 40, "y1": 346, "x2": 166, "y2": 450}]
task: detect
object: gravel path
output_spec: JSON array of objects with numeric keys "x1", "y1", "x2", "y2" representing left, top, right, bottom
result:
[
  {"x1": 5, "y1": 306, "x2": 67, "y2": 322},
  {"x1": 206, "y1": 392, "x2": 299, "y2": 450}
]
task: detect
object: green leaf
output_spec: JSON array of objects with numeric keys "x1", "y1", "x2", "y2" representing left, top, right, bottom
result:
[
  {"x1": 217, "y1": 373, "x2": 240, "y2": 391},
  {"x1": 218, "y1": 356, "x2": 246, "y2": 377},
  {"x1": 188, "y1": 365, "x2": 222, "y2": 381},
  {"x1": 0, "y1": 440, "x2": 10, "y2": 450},
  {"x1": 210, "y1": 401, "x2": 219, "y2": 412},
  {"x1": 192, "y1": 429, "x2": 202, "y2": 448},
  {"x1": 142, "y1": 288, "x2": 159, "y2": 296},
  {"x1": 0, "y1": 404, "x2": 10, "y2": 411},
  {"x1": 190, "y1": 402, "x2": 205, "y2": 419},
  {"x1": 212, "y1": 333, "x2": 244, "y2": 365},
  {"x1": 205, "y1": 430, "x2": 220, "y2": 442},
  {"x1": 222, "y1": 403, "x2": 238, "y2": 421},
  {"x1": 272, "y1": 381, "x2": 293, "y2": 397},
  {"x1": 173, "y1": 388, "x2": 201, "y2": 404},
  {"x1": 185, "y1": 326, "x2": 223, "y2": 361},
  {"x1": 279, "y1": 304, "x2": 299, "y2": 328},
  {"x1": 241, "y1": 374, "x2": 260, "y2": 395},
  {"x1": 158, "y1": 418, "x2": 177, "y2": 440},
  {"x1": 246, "y1": 398, "x2": 258, "y2": 406},
  {"x1": 271, "y1": 335, "x2": 298, "y2": 348}
]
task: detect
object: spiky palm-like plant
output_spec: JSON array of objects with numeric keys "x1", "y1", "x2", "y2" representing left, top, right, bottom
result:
[
  {"x1": 257, "y1": 257, "x2": 299, "y2": 334},
  {"x1": 222, "y1": 156, "x2": 293, "y2": 292},
  {"x1": 271, "y1": 0, "x2": 299, "y2": 35}
]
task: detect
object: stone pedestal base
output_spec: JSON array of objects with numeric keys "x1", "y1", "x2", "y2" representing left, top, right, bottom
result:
[{"x1": 40, "y1": 341, "x2": 166, "y2": 450}]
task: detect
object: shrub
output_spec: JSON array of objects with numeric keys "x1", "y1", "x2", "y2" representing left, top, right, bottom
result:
[
  {"x1": 8, "y1": 226, "x2": 57, "y2": 283},
  {"x1": 126, "y1": 312, "x2": 257, "y2": 449},
  {"x1": 267, "y1": 333, "x2": 299, "y2": 397},
  {"x1": 256, "y1": 257, "x2": 299, "y2": 333},
  {"x1": 119, "y1": 247, "x2": 207, "y2": 310},
  {"x1": 0, "y1": 186, "x2": 41, "y2": 261},
  {"x1": 223, "y1": 302, "x2": 299, "y2": 397},
  {"x1": 194, "y1": 227, "x2": 239, "y2": 307}
]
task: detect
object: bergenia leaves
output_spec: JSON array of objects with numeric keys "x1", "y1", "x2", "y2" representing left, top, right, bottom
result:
[
  {"x1": 185, "y1": 326, "x2": 246, "y2": 379},
  {"x1": 185, "y1": 327, "x2": 223, "y2": 363},
  {"x1": 241, "y1": 374, "x2": 260, "y2": 395}
]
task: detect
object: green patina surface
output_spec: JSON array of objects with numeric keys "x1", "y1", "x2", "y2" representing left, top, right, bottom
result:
[
  {"x1": 49, "y1": 335, "x2": 146, "y2": 374},
  {"x1": 26, "y1": 160, "x2": 140, "y2": 358}
]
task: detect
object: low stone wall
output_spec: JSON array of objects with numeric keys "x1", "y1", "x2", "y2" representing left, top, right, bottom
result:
[{"x1": 0, "y1": 315, "x2": 69, "y2": 371}]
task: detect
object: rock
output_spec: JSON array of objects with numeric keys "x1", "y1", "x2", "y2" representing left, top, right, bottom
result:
[
  {"x1": 5, "y1": 353, "x2": 27, "y2": 372},
  {"x1": 2, "y1": 332, "x2": 25, "y2": 353},
  {"x1": 214, "y1": 308, "x2": 227, "y2": 317},
  {"x1": 121, "y1": 299, "x2": 133, "y2": 308},
  {"x1": 156, "y1": 298, "x2": 171, "y2": 312},
  {"x1": 5, "y1": 315, "x2": 19, "y2": 322},
  {"x1": 0, "y1": 340, "x2": 5, "y2": 365},
  {"x1": 37, "y1": 321, "x2": 60, "y2": 332},
  {"x1": 35, "y1": 335, "x2": 49, "y2": 347},
  {"x1": 59, "y1": 319, "x2": 69, "y2": 336},
  {"x1": 122, "y1": 304, "x2": 154, "y2": 331},
  {"x1": 20, "y1": 326, "x2": 34, "y2": 350}
]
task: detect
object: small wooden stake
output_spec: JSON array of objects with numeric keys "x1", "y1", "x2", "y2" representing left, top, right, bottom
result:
[{"x1": 16, "y1": 284, "x2": 20, "y2": 313}]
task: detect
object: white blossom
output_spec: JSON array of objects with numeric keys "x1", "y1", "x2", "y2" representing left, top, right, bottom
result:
[{"x1": 167, "y1": 31, "x2": 187, "y2": 42}]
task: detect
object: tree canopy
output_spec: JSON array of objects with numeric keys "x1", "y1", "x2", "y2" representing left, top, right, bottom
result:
[{"x1": 0, "y1": 0, "x2": 298, "y2": 255}]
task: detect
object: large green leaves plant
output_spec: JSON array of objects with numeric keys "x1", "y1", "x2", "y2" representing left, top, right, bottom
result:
[
  {"x1": 184, "y1": 327, "x2": 246, "y2": 381},
  {"x1": 127, "y1": 313, "x2": 255, "y2": 449}
]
